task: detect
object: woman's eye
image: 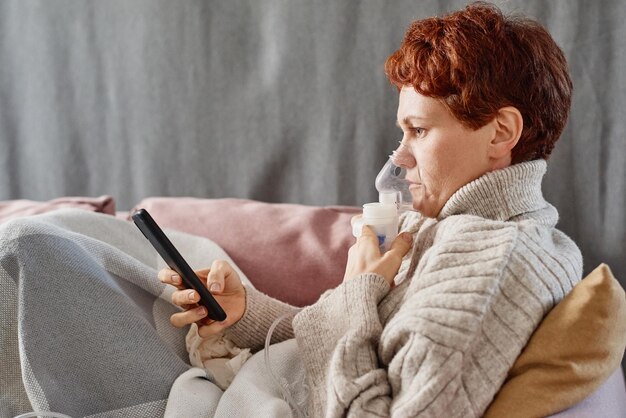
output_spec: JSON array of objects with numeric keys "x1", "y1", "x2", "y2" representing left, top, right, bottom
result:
[{"x1": 399, "y1": 126, "x2": 425, "y2": 138}]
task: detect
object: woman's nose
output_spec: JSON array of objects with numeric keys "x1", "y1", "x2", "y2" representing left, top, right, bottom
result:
[{"x1": 391, "y1": 142, "x2": 416, "y2": 168}]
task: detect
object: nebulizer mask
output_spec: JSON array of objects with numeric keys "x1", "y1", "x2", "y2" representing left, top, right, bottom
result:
[{"x1": 352, "y1": 143, "x2": 418, "y2": 252}]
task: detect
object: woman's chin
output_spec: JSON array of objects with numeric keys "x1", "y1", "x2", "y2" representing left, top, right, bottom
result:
[
  {"x1": 411, "y1": 199, "x2": 438, "y2": 218},
  {"x1": 411, "y1": 201, "x2": 428, "y2": 217},
  {"x1": 409, "y1": 190, "x2": 429, "y2": 216}
]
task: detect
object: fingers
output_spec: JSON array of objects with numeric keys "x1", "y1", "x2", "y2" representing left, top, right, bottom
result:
[
  {"x1": 159, "y1": 267, "x2": 211, "y2": 290},
  {"x1": 352, "y1": 217, "x2": 378, "y2": 240},
  {"x1": 197, "y1": 320, "x2": 229, "y2": 338},
  {"x1": 357, "y1": 225, "x2": 383, "y2": 255},
  {"x1": 172, "y1": 288, "x2": 200, "y2": 306},
  {"x1": 360, "y1": 224, "x2": 375, "y2": 237},
  {"x1": 350, "y1": 214, "x2": 363, "y2": 227},
  {"x1": 158, "y1": 268, "x2": 185, "y2": 289},
  {"x1": 358, "y1": 225, "x2": 380, "y2": 244},
  {"x1": 170, "y1": 305, "x2": 208, "y2": 328},
  {"x1": 163, "y1": 261, "x2": 240, "y2": 334}
]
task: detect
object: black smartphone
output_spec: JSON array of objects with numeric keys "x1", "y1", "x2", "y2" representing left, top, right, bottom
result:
[{"x1": 132, "y1": 208, "x2": 227, "y2": 322}]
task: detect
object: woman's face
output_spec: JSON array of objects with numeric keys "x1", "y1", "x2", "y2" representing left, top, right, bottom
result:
[{"x1": 394, "y1": 86, "x2": 498, "y2": 217}]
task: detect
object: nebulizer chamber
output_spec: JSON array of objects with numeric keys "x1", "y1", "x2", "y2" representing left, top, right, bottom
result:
[{"x1": 352, "y1": 155, "x2": 415, "y2": 252}]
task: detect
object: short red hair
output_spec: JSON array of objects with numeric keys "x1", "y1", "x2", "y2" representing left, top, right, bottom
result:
[{"x1": 384, "y1": 2, "x2": 573, "y2": 163}]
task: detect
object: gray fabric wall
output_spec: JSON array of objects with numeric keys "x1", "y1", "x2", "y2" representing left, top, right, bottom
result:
[{"x1": 0, "y1": 1, "x2": 625, "y2": 286}]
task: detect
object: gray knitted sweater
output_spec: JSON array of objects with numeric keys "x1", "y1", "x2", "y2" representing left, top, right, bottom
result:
[{"x1": 226, "y1": 160, "x2": 583, "y2": 417}]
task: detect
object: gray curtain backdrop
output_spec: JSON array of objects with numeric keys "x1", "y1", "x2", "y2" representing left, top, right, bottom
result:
[{"x1": 1, "y1": 1, "x2": 625, "y2": 287}]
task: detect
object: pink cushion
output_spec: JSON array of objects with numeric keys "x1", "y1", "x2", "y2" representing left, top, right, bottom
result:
[
  {"x1": 0, "y1": 196, "x2": 116, "y2": 223},
  {"x1": 131, "y1": 197, "x2": 360, "y2": 306}
]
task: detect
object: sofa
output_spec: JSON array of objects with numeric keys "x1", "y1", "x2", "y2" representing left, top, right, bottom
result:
[{"x1": 1, "y1": 195, "x2": 625, "y2": 417}]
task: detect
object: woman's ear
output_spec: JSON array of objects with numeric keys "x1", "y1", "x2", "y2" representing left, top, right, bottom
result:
[{"x1": 489, "y1": 106, "x2": 523, "y2": 160}]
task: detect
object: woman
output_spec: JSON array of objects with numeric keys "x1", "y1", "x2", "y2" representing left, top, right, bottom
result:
[{"x1": 162, "y1": 2, "x2": 582, "y2": 417}]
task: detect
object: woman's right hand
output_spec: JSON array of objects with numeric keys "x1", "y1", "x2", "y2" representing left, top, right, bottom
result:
[{"x1": 158, "y1": 259, "x2": 246, "y2": 338}]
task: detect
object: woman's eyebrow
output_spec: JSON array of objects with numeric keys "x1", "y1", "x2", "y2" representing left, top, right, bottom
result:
[{"x1": 396, "y1": 116, "x2": 428, "y2": 126}]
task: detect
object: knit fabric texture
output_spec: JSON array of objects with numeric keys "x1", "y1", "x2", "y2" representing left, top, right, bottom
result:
[{"x1": 226, "y1": 159, "x2": 583, "y2": 417}]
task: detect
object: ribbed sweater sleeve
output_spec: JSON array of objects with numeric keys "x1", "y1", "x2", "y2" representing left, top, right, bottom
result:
[
  {"x1": 293, "y1": 274, "x2": 391, "y2": 416},
  {"x1": 293, "y1": 217, "x2": 521, "y2": 417},
  {"x1": 224, "y1": 285, "x2": 300, "y2": 352}
]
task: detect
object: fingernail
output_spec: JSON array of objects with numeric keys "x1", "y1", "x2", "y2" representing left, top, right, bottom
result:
[
  {"x1": 187, "y1": 290, "x2": 196, "y2": 301},
  {"x1": 209, "y1": 283, "x2": 221, "y2": 293},
  {"x1": 196, "y1": 306, "x2": 207, "y2": 316},
  {"x1": 401, "y1": 233, "x2": 413, "y2": 243},
  {"x1": 172, "y1": 274, "x2": 181, "y2": 285}
]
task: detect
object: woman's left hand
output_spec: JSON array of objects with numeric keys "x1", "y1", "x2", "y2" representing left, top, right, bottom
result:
[{"x1": 344, "y1": 224, "x2": 413, "y2": 286}]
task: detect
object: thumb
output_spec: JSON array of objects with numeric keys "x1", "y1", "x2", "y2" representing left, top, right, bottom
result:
[
  {"x1": 376, "y1": 232, "x2": 413, "y2": 285},
  {"x1": 387, "y1": 232, "x2": 413, "y2": 259},
  {"x1": 206, "y1": 269, "x2": 226, "y2": 294},
  {"x1": 207, "y1": 259, "x2": 241, "y2": 294}
]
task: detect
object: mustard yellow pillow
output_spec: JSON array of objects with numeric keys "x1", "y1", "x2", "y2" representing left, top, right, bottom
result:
[{"x1": 485, "y1": 263, "x2": 626, "y2": 418}]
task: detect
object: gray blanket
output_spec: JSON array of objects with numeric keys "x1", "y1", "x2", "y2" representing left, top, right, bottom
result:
[{"x1": 0, "y1": 209, "x2": 305, "y2": 418}]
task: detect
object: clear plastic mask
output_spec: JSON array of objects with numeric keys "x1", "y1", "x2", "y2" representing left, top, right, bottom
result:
[{"x1": 374, "y1": 143, "x2": 418, "y2": 212}]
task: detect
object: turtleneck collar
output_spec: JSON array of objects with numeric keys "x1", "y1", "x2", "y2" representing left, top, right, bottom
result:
[{"x1": 434, "y1": 159, "x2": 557, "y2": 225}]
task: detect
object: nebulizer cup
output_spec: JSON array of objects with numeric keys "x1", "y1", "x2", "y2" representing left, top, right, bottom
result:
[
  {"x1": 352, "y1": 150, "x2": 417, "y2": 252},
  {"x1": 374, "y1": 156, "x2": 415, "y2": 213}
]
